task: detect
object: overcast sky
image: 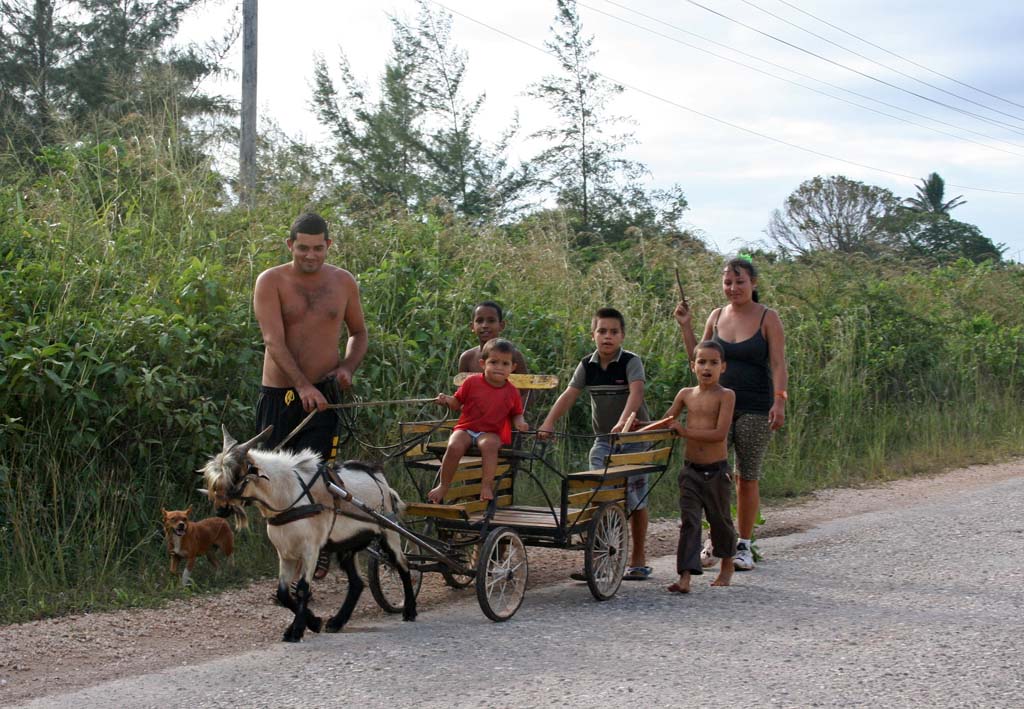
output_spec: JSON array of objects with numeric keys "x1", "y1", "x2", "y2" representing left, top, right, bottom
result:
[{"x1": 179, "y1": 0, "x2": 1024, "y2": 260}]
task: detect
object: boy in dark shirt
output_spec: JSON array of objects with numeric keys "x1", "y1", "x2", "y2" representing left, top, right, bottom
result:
[{"x1": 538, "y1": 307, "x2": 653, "y2": 580}]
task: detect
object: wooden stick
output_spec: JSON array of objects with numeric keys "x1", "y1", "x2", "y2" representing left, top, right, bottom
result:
[
  {"x1": 674, "y1": 267, "x2": 687, "y2": 303},
  {"x1": 622, "y1": 411, "x2": 637, "y2": 433},
  {"x1": 275, "y1": 408, "x2": 318, "y2": 451},
  {"x1": 326, "y1": 397, "x2": 437, "y2": 410},
  {"x1": 274, "y1": 397, "x2": 438, "y2": 451},
  {"x1": 638, "y1": 416, "x2": 676, "y2": 432}
]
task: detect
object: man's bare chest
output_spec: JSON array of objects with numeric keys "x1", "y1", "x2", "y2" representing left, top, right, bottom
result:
[{"x1": 280, "y1": 281, "x2": 343, "y2": 326}]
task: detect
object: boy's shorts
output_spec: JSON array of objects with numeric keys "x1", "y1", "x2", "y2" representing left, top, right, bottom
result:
[
  {"x1": 589, "y1": 436, "x2": 651, "y2": 513},
  {"x1": 459, "y1": 429, "x2": 500, "y2": 445},
  {"x1": 728, "y1": 412, "x2": 772, "y2": 481}
]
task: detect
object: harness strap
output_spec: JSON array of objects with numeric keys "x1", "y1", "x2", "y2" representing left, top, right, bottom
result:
[{"x1": 267, "y1": 503, "x2": 326, "y2": 526}]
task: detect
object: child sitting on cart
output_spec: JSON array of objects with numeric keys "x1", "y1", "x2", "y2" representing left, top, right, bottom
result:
[
  {"x1": 458, "y1": 300, "x2": 529, "y2": 375},
  {"x1": 647, "y1": 340, "x2": 738, "y2": 592},
  {"x1": 428, "y1": 338, "x2": 529, "y2": 503}
]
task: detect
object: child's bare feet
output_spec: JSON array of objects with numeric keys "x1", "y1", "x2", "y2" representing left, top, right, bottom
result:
[
  {"x1": 667, "y1": 571, "x2": 691, "y2": 593},
  {"x1": 479, "y1": 483, "x2": 495, "y2": 501},
  {"x1": 711, "y1": 557, "x2": 734, "y2": 586},
  {"x1": 427, "y1": 485, "x2": 448, "y2": 504}
]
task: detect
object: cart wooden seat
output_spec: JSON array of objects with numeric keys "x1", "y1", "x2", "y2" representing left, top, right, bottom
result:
[
  {"x1": 566, "y1": 434, "x2": 674, "y2": 479},
  {"x1": 399, "y1": 373, "x2": 559, "y2": 512}
]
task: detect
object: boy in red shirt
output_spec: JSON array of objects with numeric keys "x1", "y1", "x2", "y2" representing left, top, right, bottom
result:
[{"x1": 428, "y1": 338, "x2": 529, "y2": 503}]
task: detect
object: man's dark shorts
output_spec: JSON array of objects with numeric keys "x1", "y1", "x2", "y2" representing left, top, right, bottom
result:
[{"x1": 256, "y1": 378, "x2": 341, "y2": 463}]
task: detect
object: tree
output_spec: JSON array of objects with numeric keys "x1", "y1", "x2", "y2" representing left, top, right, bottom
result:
[
  {"x1": 70, "y1": 0, "x2": 233, "y2": 125},
  {"x1": 0, "y1": 0, "x2": 78, "y2": 151},
  {"x1": 587, "y1": 183, "x2": 689, "y2": 248},
  {"x1": 391, "y1": 1, "x2": 532, "y2": 220},
  {"x1": 767, "y1": 175, "x2": 901, "y2": 257},
  {"x1": 312, "y1": 44, "x2": 428, "y2": 209},
  {"x1": 903, "y1": 172, "x2": 966, "y2": 214},
  {"x1": 897, "y1": 213, "x2": 1003, "y2": 264},
  {"x1": 313, "y1": 2, "x2": 532, "y2": 219},
  {"x1": 528, "y1": 0, "x2": 644, "y2": 240},
  {"x1": 0, "y1": 0, "x2": 232, "y2": 157}
]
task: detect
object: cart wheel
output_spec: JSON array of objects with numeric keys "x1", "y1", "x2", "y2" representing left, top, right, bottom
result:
[
  {"x1": 440, "y1": 531, "x2": 478, "y2": 589},
  {"x1": 475, "y1": 526, "x2": 528, "y2": 622},
  {"x1": 367, "y1": 537, "x2": 423, "y2": 614},
  {"x1": 585, "y1": 503, "x2": 629, "y2": 601},
  {"x1": 354, "y1": 550, "x2": 371, "y2": 582}
]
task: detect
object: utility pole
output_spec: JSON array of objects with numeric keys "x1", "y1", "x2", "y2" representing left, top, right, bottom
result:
[{"x1": 239, "y1": 0, "x2": 257, "y2": 206}]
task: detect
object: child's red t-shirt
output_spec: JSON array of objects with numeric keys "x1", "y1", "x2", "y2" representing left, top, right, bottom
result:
[{"x1": 453, "y1": 374, "x2": 524, "y2": 445}]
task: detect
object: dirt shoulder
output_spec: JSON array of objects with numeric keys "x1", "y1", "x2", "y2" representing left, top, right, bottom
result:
[{"x1": 2, "y1": 459, "x2": 1021, "y2": 706}]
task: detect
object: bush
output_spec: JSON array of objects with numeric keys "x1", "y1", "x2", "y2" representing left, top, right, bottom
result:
[{"x1": 3, "y1": 130, "x2": 1023, "y2": 622}]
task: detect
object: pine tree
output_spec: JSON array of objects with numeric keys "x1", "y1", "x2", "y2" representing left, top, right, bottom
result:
[
  {"x1": 0, "y1": 0, "x2": 78, "y2": 151},
  {"x1": 312, "y1": 43, "x2": 428, "y2": 209},
  {"x1": 393, "y1": 2, "x2": 533, "y2": 220},
  {"x1": 0, "y1": 0, "x2": 231, "y2": 157},
  {"x1": 528, "y1": 0, "x2": 643, "y2": 242}
]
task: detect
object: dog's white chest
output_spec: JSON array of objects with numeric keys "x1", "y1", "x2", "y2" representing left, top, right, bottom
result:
[{"x1": 172, "y1": 536, "x2": 183, "y2": 556}]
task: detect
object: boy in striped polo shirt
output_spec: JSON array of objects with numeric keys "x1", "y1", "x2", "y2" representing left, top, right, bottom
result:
[{"x1": 538, "y1": 307, "x2": 653, "y2": 580}]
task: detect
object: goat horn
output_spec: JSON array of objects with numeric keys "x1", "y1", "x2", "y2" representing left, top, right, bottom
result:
[
  {"x1": 221, "y1": 424, "x2": 237, "y2": 450},
  {"x1": 237, "y1": 425, "x2": 273, "y2": 455}
]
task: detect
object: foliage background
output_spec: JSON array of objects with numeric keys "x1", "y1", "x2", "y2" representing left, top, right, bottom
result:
[
  {"x1": 2, "y1": 133, "x2": 1023, "y2": 623},
  {"x1": 1, "y1": 0, "x2": 1021, "y2": 625}
]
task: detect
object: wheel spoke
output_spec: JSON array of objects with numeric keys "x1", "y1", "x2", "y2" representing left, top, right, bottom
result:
[
  {"x1": 585, "y1": 505, "x2": 627, "y2": 600},
  {"x1": 477, "y1": 528, "x2": 527, "y2": 621}
]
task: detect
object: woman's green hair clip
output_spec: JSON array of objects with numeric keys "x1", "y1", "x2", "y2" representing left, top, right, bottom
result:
[{"x1": 737, "y1": 252, "x2": 753, "y2": 263}]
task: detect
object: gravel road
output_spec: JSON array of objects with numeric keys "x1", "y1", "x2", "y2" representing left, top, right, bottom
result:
[{"x1": 9, "y1": 463, "x2": 1023, "y2": 708}]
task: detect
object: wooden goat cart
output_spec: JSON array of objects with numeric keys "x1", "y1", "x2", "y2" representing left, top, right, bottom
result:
[{"x1": 362, "y1": 373, "x2": 678, "y2": 622}]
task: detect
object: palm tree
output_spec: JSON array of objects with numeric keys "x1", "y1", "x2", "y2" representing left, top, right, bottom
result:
[{"x1": 903, "y1": 172, "x2": 967, "y2": 214}]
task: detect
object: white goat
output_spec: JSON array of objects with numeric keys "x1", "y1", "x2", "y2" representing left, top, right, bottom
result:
[{"x1": 202, "y1": 426, "x2": 417, "y2": 642}]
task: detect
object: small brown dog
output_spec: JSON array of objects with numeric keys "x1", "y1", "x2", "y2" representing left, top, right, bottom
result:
[{"x1": 161, "y1": 507, "x2": 234, "y2": 585}]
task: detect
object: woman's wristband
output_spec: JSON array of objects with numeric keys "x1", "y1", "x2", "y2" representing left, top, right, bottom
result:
[{"x1": 774, "y1": 390, "x2": 788, "y2": 400}]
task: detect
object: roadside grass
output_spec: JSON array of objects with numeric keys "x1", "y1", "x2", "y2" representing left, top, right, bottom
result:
[{"x1": 3, "y1": 131, "x2": 1023, "y2": 624}]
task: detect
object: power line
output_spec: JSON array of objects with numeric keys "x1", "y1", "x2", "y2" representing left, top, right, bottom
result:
[
  {"x1": 736, "y1": 0, "x2": 1024, "y2": 126},
  {"x1": 428, "y1": 1, "x2": 1024, "y2": 196},
  {"x1": 595, "y1": 1, "x2": 1024, "y2": 153},
  {"x1": 773, "y1": 0, "x2": 1024, "y2": 112},
  {"x1": 581, "y1": 1, "x2": 1024, "y2": 158},
  {"x1": 681, "y1": 0, "x2": 1024, "y2": 138}
]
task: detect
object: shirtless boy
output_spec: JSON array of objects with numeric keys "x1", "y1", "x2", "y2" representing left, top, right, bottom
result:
[
  {"x1": 253, "y1": 211, "x2": 368, "y2": 465},
  {"x1": 648, "y1": 340, "x2": 737, "y2": 592}
]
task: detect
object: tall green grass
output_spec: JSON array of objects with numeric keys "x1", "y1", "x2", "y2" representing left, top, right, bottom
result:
[{"x1": 2, "y1": 130, "x2": 1023, "y2": 623}]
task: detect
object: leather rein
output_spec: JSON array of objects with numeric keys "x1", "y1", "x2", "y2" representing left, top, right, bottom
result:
[
  {"x1": 232, "y1": 464, "x2": 334, "y2": 527},
  {"x1": 232, "y1": 463, "x2": 384, "y2": 528}
]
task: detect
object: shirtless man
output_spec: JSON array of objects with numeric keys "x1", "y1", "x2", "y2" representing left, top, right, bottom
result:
[{"x1": 253, "y1": 212, "x2": 367, "y2": 462}]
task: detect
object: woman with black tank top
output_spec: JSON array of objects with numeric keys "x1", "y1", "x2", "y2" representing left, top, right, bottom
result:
[{"x1": 673, "y1": 258, "x2": 788, "y2": 571}]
